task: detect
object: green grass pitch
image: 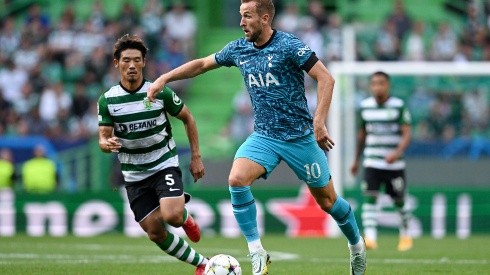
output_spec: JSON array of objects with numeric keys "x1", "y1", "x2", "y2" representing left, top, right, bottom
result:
[{"x1": 1, "y1": 234, "x2": 489, "y2": 274}]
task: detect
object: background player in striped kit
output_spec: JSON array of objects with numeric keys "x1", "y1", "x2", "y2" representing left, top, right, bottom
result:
[
  {"x1": 97, "y1": 34, "x2": 208, "y2": 275},
  {"x1": 147, "y1": 1, "x2": 366, "y2": 274},
  {"x1": 351, "y1": 71, "x2": 413, "y2": 252}
]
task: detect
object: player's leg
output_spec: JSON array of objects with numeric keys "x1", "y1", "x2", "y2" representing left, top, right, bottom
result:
[
  {"x1": 361, "y1": 167, "x2": 381, "y2": 249},
  {"x1": 139, "y1": 210, "x2": 208, "y2": 274},
  {"x1": 156, "y1": 167, "x2": 200, "y2": 242},
  {"x1": 281, "y1": 134, "x2": 365, "y2": 274},
  {"x1": 229, "y1": 133, "x2": 278, "y2": 275},
  {"x1": 125, "y1": 179, "x2": 208, "y2": 274},
  {"x1": 386, "y1": 170, "x2": 413, "y2": 251}
]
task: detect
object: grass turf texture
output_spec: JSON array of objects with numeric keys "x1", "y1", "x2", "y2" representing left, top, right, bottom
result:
[{"x1": 1, "y1": 234, "x2": 488, "y2": 274}]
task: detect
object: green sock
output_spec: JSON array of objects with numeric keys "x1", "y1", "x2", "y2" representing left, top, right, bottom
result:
[
  {"x1": 183, "y1": 208, "x2": 189, "y2": 223},
  {"x1": 157, "y1": 232, "x2": 207, "y2": 266}
]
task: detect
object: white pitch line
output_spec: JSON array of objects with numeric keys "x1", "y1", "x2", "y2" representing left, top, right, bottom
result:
[{"x1": 310, "y1": 257, "x2": 489, "y2": 265}]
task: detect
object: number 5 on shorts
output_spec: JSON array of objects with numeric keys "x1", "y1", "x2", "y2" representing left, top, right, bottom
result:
[{"x1": 165, "y1": 174, "x2": 175, "y2": 186}]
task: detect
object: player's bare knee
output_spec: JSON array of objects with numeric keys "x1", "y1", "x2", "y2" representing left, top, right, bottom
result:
[
  {"x1": 162, "y1": 212, "x2": 184, "y2": 227},
  {"x1": 228, "y1": 174, "x2": 248, "y2": 187},
  {"x1": 319, "y1": 197, "x2": 336, "y2": 212}
]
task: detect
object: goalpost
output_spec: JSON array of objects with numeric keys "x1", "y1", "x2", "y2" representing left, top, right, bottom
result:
[{"x1": 327, "y1": 61, "x2": 490, "y2": 195}]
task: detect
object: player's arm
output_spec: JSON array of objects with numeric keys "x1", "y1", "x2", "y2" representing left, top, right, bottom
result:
[
  {"x1": 174, "y1": 105, "x2": 205, "y2": 182},
  {"x1": 98, "y1": 126, "x2": 122, "y2": 153},
  {"x1": 351, "y1": 127, "x2": 367, "y2": 176},
  {"x1": 148, "y1": 54, "x2": 221, "y2": 101},
  {"x1": 97, "y1": 95, "x2": 121, "y2": 153},
  {"x1": 307, "y1": 60, "x2": 336, "y2": 151},
  {"x1": 386, "y1": 124, "x2": 412, "y2": 164}
]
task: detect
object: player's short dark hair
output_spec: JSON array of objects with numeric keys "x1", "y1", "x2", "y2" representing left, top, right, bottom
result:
[
  {"x1": 371, "y1": 71, "x2": 390, "y2": 82},
  {"x1": 241, "y1": 0, "x2": 275, "y2": 22},
  {"x1": 113, "y1": 34, "x2": 148, "y2": 60}
]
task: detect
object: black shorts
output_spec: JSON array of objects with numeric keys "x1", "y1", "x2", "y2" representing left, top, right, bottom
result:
[
  {"x1": 125, "y1": 167, "x2": 186, "y2": 222},
  {"x1": 363, "y1": 167, "x2": 406, "y2": 200}
]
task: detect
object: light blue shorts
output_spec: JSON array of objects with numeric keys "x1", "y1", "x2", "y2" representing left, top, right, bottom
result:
[{"x1": 235, "y1": 132, "x2": 331, "y2": 187}]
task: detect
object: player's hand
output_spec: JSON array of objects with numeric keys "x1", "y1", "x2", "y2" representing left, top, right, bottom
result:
[
  {"x1": 385, "y1": 151, "x2": 399, "y2": 163},
  {"x1": 189, "y1": 155, "x2": 205, "y2": 182},
  {"x1": 314, "y1": 123, "x2": 335, "y2": 151},
  {"x1": 147, "y1": 77, "x2": 166, "y2": 102},
  {"x1": 350, "y1": 162, "x2": 359, "y2": 176},
  {"x1": 106, "y1": 137, "x2": 122, "y2": 153}
]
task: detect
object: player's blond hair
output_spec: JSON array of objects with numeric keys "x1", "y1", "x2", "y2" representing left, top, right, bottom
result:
[{"x1": 241, "y1": 0, "x2": 275, "y2": 23}]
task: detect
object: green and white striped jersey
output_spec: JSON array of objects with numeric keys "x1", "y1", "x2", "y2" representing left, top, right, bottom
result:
[
  {"x1": 97, "y1": 81, "x2": 184, "y2": 183},
  {"x1": 358, "y1": 96, "x2": 411, "y2": 170}
]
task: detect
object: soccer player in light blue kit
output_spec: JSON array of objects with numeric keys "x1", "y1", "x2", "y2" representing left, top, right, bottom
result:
[{"x1": 148, "y1": 1, "x2": 366, "y2": 274}]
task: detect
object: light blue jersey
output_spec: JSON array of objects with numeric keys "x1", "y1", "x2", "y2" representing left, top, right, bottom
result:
[{"x1": 215, "y1": 30, "x2": 318, "y2": 141}]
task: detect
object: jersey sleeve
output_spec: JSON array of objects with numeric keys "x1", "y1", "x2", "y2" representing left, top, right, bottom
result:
[
  {"x1": 214, "y1": 40, "x2": 237, "y2": 67},
  {"x1": 288, "y1": 35, "x2": 315, "y2": 71},
  {"x1": 97, "y1": 94, "x2": 113, "y2": 126},
  {"x1": 356, "y1": 108, "x2": 366, "y2": 129},
  {"x1": 159, "y1": 86, "x2": 184, "y2": 116},
  {"x1": 400, "y1": 104, "x2": 412, "y2": 125}
]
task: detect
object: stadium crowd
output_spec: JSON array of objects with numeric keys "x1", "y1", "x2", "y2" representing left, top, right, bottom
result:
[
  {"x1": 0, "y1": 0, "x2": 488, "y2": 159},
  {"x1": 0, "y1": 1, "x2": 196, "y2": 148}
]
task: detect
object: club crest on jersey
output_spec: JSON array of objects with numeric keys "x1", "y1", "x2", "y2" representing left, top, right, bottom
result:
[
  {"x1": 248, "y1": 72, "x2": 279, "y2": 87},
  {"x1": 143, "y1": 97, "x2": 152, "y2": 110}
]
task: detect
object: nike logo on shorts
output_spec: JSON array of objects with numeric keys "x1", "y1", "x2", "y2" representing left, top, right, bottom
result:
[{"x1": 169, "y1": 188, "x2": 180, "y2": 191}]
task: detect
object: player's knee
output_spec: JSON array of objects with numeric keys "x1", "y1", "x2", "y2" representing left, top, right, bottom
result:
[
  {"x1": 146, "y1": 228, "x2": 167, "y2": 243},
  {"x1": 319, "y1": 197, "x2": 336, "y2": 212},
  {"x1": 162, "y1": 212, "x2": 184, "y2": 227},
  {"x1": 228, "y1": 174, "x2": 248, "y2": 187}
]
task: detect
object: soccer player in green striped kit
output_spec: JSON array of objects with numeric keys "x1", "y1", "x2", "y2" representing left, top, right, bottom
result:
[
  {"x1": 97, "y1": 34, "x2": 208, "y2": 275},
  {"x1": 351, "y1": 71, "x2": 413, "y2": 252}
]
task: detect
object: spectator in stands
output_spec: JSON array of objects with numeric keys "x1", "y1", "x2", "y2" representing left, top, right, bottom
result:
[
  {"x1": 430, "y1": 22, "x2": 458, "y2": 61},
  {"x1": 13, "y1": 36, "x2": 42, "y2": 72},
  {"x1": 164, "y1": 1, "x2": 197, "y2": 57},
  {"x1": 386, "y1": 0, "x2": 412, "y2": 41},
  {"x1": 118, "y1": 2, "x2": 140, "y2": 34},
  {"x1": 13, "y1": 82, "x2": 38, "y2": 117},
  {"x1": 47, "y1": 16, "x2": 75, "y2": 66},
  {"x1": 0, "y1": 17, "x2": 20, "y2": 61},
  {"x1": 22, "y1": 145, "x2": 57, "y2": 193},
  {"x1": 38, "y1": 82, "x2": 72, "y2": 125},
  {"x1": 73, "y1": 21, "x2": 106, "y2": 58},
  {"x1": 375, "y1": 20, "x2": 400, "y2": 61},
  {"x1": 0, "y1": 59, "x2": 28, "y2": 103},
  {"x1": 88, "y1": 0, "x2": 107, "y2": 32},
  {"x1": 141, "y1": 0, "x2": 165, "y2": 51},
  {"x1": 307, "y1": 0, "x2": 328, "y2": 30},
  {"x1": 454, "y1": 42, "x2": 474, "y2": 63},
  {"x1": 24, "y1": 4, "x2": 50, "y2": 32},
  {"x1": 403, "y1": 21, "x2": 426, "y2": 61},
  {"x1": 0, "y1": 149, "x2": 15, "y2": 190},
  {"x1": 0, "y1": 90, "x2": 13, "y2": 131},
  {"x1": 274, "y1": 1, "x2": 301, "y2": 35},
  {"x1": 324, "y1": 13, "x2": 343, "y2": 62}
]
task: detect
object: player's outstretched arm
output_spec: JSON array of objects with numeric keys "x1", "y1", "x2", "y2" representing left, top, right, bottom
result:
[
  {"x1": 175, "y1": 105, "x2": 205, "y2": 182},
  {"x1": 148, "y1": 54, "x2": 221, "y2": 101},
  {"x1": 308, "y1": 61, "x2": 336, "y2": 151}
]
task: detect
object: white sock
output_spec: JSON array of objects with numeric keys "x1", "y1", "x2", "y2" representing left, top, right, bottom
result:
[
  {"x1": 348, "y1": 238, "x2": 365, "y2": 254},
  {"x1": 247, "y1": 239, "x2": 264, "y2": 253},
  {"x1": 364, "y1": 227, "x2": 377, "y2": 241}
]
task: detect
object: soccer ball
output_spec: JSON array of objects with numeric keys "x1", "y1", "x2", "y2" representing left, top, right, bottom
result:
[{"x1": 204, "y1": 254, "x2": 242, "y2": 275}]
